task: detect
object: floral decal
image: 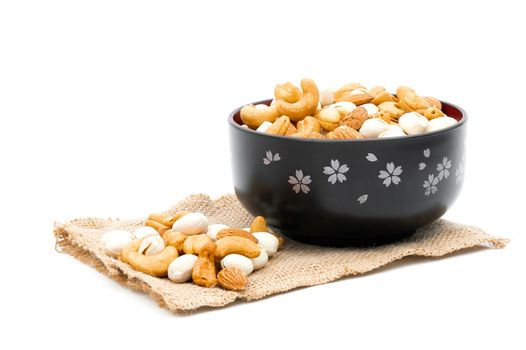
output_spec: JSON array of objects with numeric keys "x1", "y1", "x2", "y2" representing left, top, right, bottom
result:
[
  {"x1": 418, "y1": 162, "x2": 426, "y2": 170},
  {"x1": 323, "y1": 159, "x2": 349, "y2": 184},
  {"x1": 357, "y1": 194, "x2": 368, "y2": 204},
  {"x1": 423, "y1": 148, "x2": 431, "y2": 158},
  {"x1": 263, "y1": 150, "x2": 281, "y2": 165},
  {"x1": 436, "y1": 157, "x2": 451, "y2": 180},
  {"x1": 366, "y1": 153, "x2": 377, "y2": 162},
  {"x1": 422, "y1": 155, "x2": 454, "y2": 196},
  {"x1": 423, "y1": 174, "x2": 439, "y2": 196},
  {"x1": 378, "y1": 162, "x2": 403, "y2": 187},
  {"x1": 288, "y1": 170, "x2": 312, "y2": 194},
  {"x1": 455, "y1": 157, "x2": 464, "y2": 184}
]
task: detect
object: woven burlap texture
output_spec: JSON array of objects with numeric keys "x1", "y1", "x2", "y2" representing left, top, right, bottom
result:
[{"x1": 54, "y1": 194, "x2": 507, "y2": 313}]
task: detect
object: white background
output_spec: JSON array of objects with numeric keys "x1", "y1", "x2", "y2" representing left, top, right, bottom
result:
[{"x1": 1, "y1": 1, "x2": 525, "y2": 349}]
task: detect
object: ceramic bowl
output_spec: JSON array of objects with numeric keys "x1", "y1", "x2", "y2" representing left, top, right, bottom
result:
[{"x1": 229, "y1": 100, "x2": 466, "y2": 246}]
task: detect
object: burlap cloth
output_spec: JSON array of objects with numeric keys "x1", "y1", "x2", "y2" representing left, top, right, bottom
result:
[{"x1": 54, "y1": 194, "x2": 508, "y2": 313}]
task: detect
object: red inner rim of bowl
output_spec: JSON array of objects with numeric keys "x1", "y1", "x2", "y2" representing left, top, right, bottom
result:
[{"x1": 233, "y1": 100, "x2": 464, "y2": 125}]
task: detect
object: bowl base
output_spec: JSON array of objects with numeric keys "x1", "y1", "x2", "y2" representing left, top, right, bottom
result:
[{"x1": 272, "y1": 227, "x2": 415, "y2": 248}]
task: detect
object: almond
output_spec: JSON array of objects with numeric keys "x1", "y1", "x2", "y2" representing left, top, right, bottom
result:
[
  {"x1": 334, "y1": 86, "x2": 374, "y2": 105},
  {"x1": 341, "y1": 106, "x2": 368, "y2": 130},
  {"x1": 217, "y1": 228, "x2": 258, "y2": 243},
  {"x1": 286, "y1": 123, "x2": 297, "y2": 136},
  {"x1": 305, "y1": 131, "x2": 325, "y2": 139},
  {"x1": 217, "y1": 267, "x2": 248, "y2": 291},
  {"x1": 292, "y1": 131, "x2": 325, "y2": 139},
  {"x1": 326, "y1": 125, "x2": 364, "y2": 140}
]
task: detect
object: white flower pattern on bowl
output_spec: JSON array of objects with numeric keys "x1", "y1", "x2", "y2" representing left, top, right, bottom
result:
[
  {"x1": 436, "y1": 157, "x2": 451, "y2": 180},
  {"x1": 272, "y1": 148, "x2": 460, "y2": 201},
  {"x1": 323, "y1": 159, "x2": 349, "y2": 185},
  {"x1": 456, "y1": 161, "x2": 464, "y2": 184},
  {"x1": 357, "y1": 194, "x2": 368, "y2": 204},
  {"x1": 423, "y1": 148, "x2": 431, "y2": 158},
  {"x1": 366, "y1": 153, "x2": 377, "y2": 162},
  {"x1": 263, "y1": 150, "x2": 281, "y2": 165},
  {"x1": 423, "y1": 174, "x2": 439, "y2": 196},
  {"x1": 288, "y1": 170, "x2": 312, "y2": 194},
  {"x1": 378, "y1": 162, "x2": 403, "y2": 187}
]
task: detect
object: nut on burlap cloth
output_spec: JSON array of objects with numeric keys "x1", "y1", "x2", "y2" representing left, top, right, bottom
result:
[{"x1": 54, "y1": 194, "x2": 508, "y2": 313}]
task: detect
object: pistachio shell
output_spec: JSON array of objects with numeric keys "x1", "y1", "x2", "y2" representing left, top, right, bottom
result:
[
  {"x1": 399, "y1": 112, "x2": 429, "y2": 135},
  {"x1": 426, "y1": 116, "x2": 457, "y2": 132},
  {"x1": 359, "y1": 118, "x2": 390, "y2": 138},
  {"x1": 171, "y1": 212, "x2": 208, "y2": 236}
]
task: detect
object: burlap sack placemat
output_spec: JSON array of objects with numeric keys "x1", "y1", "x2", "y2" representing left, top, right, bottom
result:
[{"x1": 54, "y1": 194, "x2": 508, "y2": 313}]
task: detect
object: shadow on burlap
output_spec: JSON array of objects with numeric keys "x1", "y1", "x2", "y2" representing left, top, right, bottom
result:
[{"x1": 54, "y1": 194, "x2": 508, "y2": 313}]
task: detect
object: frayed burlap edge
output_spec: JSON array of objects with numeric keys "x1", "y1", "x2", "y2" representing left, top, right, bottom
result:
[{"x1": 54, "y1": 194, "x2": 509, "y2": 313}]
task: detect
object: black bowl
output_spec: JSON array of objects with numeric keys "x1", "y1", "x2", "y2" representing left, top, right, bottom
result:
[{"x1": 229, "y1": 100, "x2": 466, "y2": 246}]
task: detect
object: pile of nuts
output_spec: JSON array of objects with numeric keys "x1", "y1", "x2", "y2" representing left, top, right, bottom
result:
[
  {"x1": 239, "y1": 78, "x2": 458, "y2": 139},
  {"x1": 100, "y1": 212, "x2": 283, "y2": 291}
]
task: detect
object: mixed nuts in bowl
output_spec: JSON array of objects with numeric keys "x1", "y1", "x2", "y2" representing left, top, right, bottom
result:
[{"x1": 229, "y1": 78, "x2": 466, "y2": 246}]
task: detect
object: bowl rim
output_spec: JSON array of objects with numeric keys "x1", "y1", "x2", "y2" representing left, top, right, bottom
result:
[{"x1": 228, "y1": 98, "x2": 467, "y2": 143}]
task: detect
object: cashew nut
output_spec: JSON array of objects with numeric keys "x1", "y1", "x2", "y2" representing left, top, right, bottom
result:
[
  {"x1": 274, "y1": 81, "x2": 302, "y2": 103},
  {"x1": 121, "y1": 238, "x2": 178, "y2": 277},
  {"x1": 182, "y1": 234, "x2": 216, "y2": 255},
  {"x1": 216, "y1": 228, "x2": 258, "y2": 243},
  {"x1": 266, "y1": 115, "x2": 291, "y2": 136},
  {"x1": 145, "y1": 219, "x2": 170, "y2": 235},
  {"x1": 378, "y1": 101, "x2": 405, "y2": 120},
  {"x1": 192, "y1": 252, "x2": 217, "y2": 288},
  {"x1": 148, "y1": 211, "x2": 188, "y2": 227},
  {"x1": 275, "y1": 78, "x2": 319, "y2": 122},
  {"x1": 371, "y1": 90, "x2": 397, "y2": 105},
  {"x1": 215, "y1": 236, "x2": 261, "y2": 259},
  {"x1": 162, "y1": 229, "x2": 187, "y2": 253},
  {"x1": 296, "y1": 116, "x2": 321, "y2": 134},
  {"x1": 249, "y1": 216, "x2": 268, "y2": 233},
  {"x1": 240, "y1": 103, "x2": 279, "y2": 129}
]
